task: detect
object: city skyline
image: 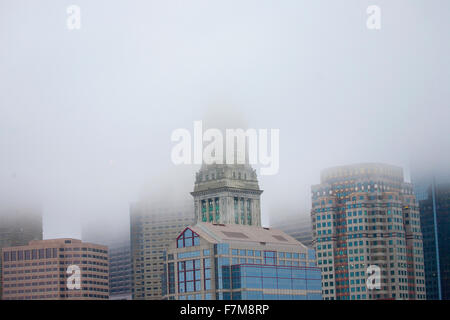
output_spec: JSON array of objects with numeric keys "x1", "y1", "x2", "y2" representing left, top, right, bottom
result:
[
  {"x1": 0, "y1": 0, "x2": 448, "y2": 303},
  {"x1": 0, "y1": 161, "x2": 438, "y2": 240},
  {"x1": 1, "y1": 1, "x2": 449, "y2": 239},
  {"x1": 1, "y1": 161, "x2": 448, "y2": 300}
]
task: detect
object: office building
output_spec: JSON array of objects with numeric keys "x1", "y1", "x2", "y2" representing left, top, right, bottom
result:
[
  {"x1": 1, "y1": 238, "x2": 108, "y2": 300},
  {"x1": 311, "y1": 163, "x2": 426, "y2": 300},
  {"x1": 130, "y1": 200, "x2": 194, "y2": 300},
  {"x1": 163, "y1": 222, "x2": 321, "y2": 300},
  {"x1": 0, "y1": 208, "x2": 42, "y2": 299},
  {"x1": 81, "y1": 222, "x2": 132, "y2": 300},
  {"x1": 418, "y1": 182, "x2": 450, "y2": 300},
  {"x1": 109, "y1": 242, "x2": 133, "y2": 300}
]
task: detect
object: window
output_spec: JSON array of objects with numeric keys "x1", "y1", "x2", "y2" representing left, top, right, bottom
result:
[
  {"x1": 208, "y1": 199, "x2": 214, "y2": 222},
  {"x1": 234, "y1": 198, "x2": 239, "y2": 224},
  {"x1": 247, "y1": 199, "x2": 252, "y2": 225},
  {"x1": 216, "y1": 243, "x2": 229, "y2": 255},
  {"x1": 264, "y1": 251, "x2": 277, "y2": 265},
  {"x1": 240, "y1": 198, "x2": 245, "y2": 224},
  {"x1": 177, "y1": 251, "x2": 200, "y2": 259},
  {"x1": 177, "y1": 228, "x2": 200, "y2": 248},
  {"x1": 178, "y1": 259, "x2": 201, "y2": 294},
  {"x1": 215, "y1": 198, "x2": 220, "y2": 221},
  {"x1": 204, "y1": 258, "x2": 211, "y2": 291},
  {"x1": 201, "y1": 200, "x2": 207, "y2": 222},
  {"x1": 168, "y1": 263, "x2": 175, "y2": 294}
]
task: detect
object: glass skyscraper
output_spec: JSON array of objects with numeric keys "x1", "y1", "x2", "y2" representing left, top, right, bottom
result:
[
  {"x1": 109, "y1": 242, "x2": 133, "y2": 300},
  {"x1": 418, "y1": 182, "x2": 450, "y2": 300}
]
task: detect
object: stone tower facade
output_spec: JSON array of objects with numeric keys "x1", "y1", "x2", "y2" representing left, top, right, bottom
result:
[{"x1": 191, "y1": 164, "x2": 263, "y2": 226}]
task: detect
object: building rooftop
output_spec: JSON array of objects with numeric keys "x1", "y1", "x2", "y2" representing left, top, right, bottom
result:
[
  {"x1": 320, "y1": 162, "x2": 404, "y2": 183},
  {"x1": 190, "y1": 222, "x2": 308, "y2": 249},
  {"x1": 3, "y1": 238, "x2": 108, "y2": 250},
  {"x1": 193, "y1": 164, "x2": 261, "y2": 193}
]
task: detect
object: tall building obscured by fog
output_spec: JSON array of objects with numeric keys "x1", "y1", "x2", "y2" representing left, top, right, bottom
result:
[
  {"x1": 81, "y1": 221, "x2": 133, "y2": 300},
  {"x1": 108, "y1": 242, "x2": 133, "y2": 300},
  {"x1": 191, "y1": 164, "x2": 263, "y2": 226},
  {"x1": 311, "y1": 163, "x2": 426, "y2": 300},
  {"x1": 0, "y1": 208, "x2": 42, "y2": 299},
  {"x1": 162, "y1": 163, "x2": 323, "y2": 300},
  {"x1": 270, "y1": 215, "x2": 313, "y2": 248},
  {"x1": 130, "y1": 200, "x2": 194, "y2": 300},
  {"x1": 417, "y1": 182, "x2": 450, "y2": 300}
]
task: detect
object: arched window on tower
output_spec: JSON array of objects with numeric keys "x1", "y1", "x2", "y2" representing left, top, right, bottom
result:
[
  {"x1": 247, "y1": 199, "x2": 252, "y2": 225},
  {"x1": 215, "y1": 198, "x2": 220, "y2": 221},
  {"x1": 208, "y1": 199, "x2": 214, "y2": 222},
  {"x1": 240, "y1": 198, "x2": 245, "y2": 224},
  {"x1": 234, "y1": 197, "x2": 239, "y2": 224},
  {"x1": 201, "y1": 200, "x2": 207, "y2": 222}
]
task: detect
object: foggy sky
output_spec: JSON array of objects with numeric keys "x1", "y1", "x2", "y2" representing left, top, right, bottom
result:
[{"x1": 1, "y1": 0, "x2": 449, "y2": 239}]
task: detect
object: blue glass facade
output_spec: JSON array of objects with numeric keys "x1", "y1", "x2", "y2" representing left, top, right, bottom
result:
[
  {"x1": 165, "y1": 227, "x2": 323, "y2": 300},
  {"x1": 223, "y1": 264, "x2": 321, "y2": 300},
  {"x1": 419, "y1": 183, "x2": 450, "y2": 300}
]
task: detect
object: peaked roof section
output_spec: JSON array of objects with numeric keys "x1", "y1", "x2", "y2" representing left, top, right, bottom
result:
[{"x1": 190, "y1": 222, "x2": 308, "y2": 249}]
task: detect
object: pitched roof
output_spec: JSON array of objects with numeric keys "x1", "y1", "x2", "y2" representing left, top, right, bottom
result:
[{"x1": 189, "y1": 222, "x2": 308, "y2": 249}]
